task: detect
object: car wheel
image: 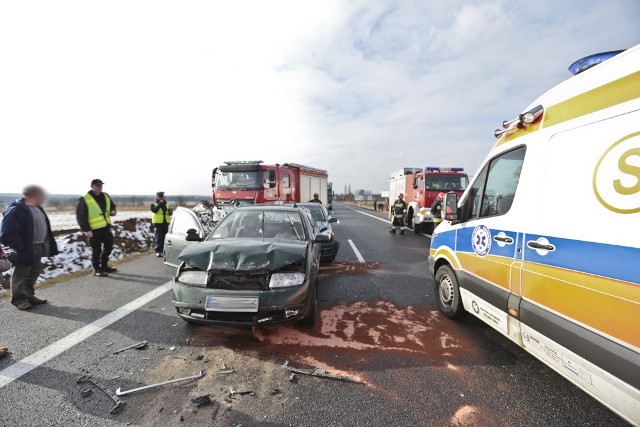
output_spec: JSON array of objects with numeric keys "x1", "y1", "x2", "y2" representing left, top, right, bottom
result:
[
  {"x1": 434, "y1": 265, "x2": 466, "y2": 319},
  {"x1": 300, "y1": 281, "x2": 318, "y2": 327}
]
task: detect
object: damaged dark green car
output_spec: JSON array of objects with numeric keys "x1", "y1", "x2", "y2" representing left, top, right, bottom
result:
[{"x1": 163, "y1": 206, "x2": 326, "y2": 326}]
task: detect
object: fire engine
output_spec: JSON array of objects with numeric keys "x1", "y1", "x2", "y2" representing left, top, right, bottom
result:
[
  {"x1": 389, "y1": 167, "x2": 469, "y2": 233},
  {"x1": 212, "y1": 161, "x2": 328, "y2": 219}
]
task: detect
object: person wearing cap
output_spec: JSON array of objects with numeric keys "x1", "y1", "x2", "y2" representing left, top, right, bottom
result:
[
  {"x1": 431, "y1": 192, "x2": 445, "y2": 229},
  {"x1": 76, "y1": 179, "x2": 117, "y2": 277},
  {"x1": 0, "y1": 185, "x2": 58, "y2": 310},
  {"x1": 308, "y1": 193, "x2": 322, "y2": 203},
  {"x1": 390, "y1": 193, "x2": 408, "y2": 235},
  {"x1": 150, "y1": 192, "x2": 173, "y2": 257}
]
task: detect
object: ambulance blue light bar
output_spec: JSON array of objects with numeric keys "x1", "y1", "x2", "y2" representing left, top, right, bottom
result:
[
  {"x1": 568, "y1": 50, "x2": 625, "y2": 75},
  {"x1": 424, "y1": 167, "x2": 464, "y2": 172}
]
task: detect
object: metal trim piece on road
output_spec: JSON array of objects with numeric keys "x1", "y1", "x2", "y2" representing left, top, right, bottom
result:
[
  {"x1": 0, "y1": 282, "x2": 172, "y2": 389},
  {"x1": 348, "y1": 239, "x2": 366, "y2": 263}
]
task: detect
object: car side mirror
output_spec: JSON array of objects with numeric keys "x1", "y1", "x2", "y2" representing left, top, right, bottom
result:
[
  {"x1": 444, "y1": 193, "x2": 460, "y2": 223},
  {"x1": 185, "y1": 228, "x2": 202, "y2": 242},
  {"x1": 328, "y1": 217, "x2": 338, "y2": 223},
  {"x1": 314, "y1": 234, "x2": 330, "y2": 243}
]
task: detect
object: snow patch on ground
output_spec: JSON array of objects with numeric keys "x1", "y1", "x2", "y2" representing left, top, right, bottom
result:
[
  {"x1": 39, "y1": 202, "x2": 216, "y2": 280},
  {"x1": 40, "y1": 218, "x2": 154, "y2": 280}
]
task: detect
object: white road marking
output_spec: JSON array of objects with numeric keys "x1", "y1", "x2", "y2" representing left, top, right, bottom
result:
[
  {"x1": 341, "y1": 205, "x2": 433, "y2": 239},
  {"x1": 342, "y1": 205, "x2": 390, "y2": 224},
  {"x1": 0, "y1": 282, "x2": 172, "y2": 389},
  {"x1": 348, "y1": 239, "x2": 366, "y2": 263}
]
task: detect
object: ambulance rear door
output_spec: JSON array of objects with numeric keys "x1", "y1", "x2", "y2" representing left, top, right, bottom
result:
[{"x1": 519, "y1": 108, "x2": 640, "y2": 399}]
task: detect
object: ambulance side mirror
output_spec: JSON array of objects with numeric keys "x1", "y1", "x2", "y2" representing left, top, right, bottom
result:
[{"x1": 444, "y1": 192, "x2": 459, "y2": 223}]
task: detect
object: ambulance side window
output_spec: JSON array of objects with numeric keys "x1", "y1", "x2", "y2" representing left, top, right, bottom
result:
[
  {"x1": 480, "y1": 146, "x2": 526, "y2": 218},
  {"x1": 460, "y1": 166, "x2": 487, "y2": 221}
]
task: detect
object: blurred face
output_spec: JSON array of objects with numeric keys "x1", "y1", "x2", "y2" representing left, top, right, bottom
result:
[
  {"x1": 25, "y1": 191, "x2": 46, "y2": 206},
  {"x1": 91, "y1": 184, "x2": 103, "y2": 194}
]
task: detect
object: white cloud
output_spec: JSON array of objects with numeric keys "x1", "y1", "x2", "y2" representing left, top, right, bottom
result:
[{"x1": 1, "y1": 0, "x2": 638, "y2": 195}]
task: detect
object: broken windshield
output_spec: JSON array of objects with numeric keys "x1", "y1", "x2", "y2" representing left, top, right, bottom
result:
[{"x1": 209, "y1": 210, "x2": 307, "y2": 241}]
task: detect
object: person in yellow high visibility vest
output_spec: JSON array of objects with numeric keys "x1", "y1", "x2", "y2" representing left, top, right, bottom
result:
[
  {"x1": 150, "y1": 192, "x2": 172, "y2": 257},
  {"x1": 76, "y1": 179, "x2": 117, "y2": 277},
  {"x1": 390, "y1": 193, "x2": 408, "y2": 235}
]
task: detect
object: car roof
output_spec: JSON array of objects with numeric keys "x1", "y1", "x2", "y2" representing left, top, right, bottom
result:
[
  {"x1": 235, "y1": 205, "x2": 304, "y2": 213},
  {"x1": 296, "y1": 202, "x2": 324, "y2": 208}
]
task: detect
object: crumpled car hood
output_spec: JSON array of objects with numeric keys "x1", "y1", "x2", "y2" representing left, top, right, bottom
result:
[{"x1": 178, "y1": 239, "x2": 307, "y2": 272}]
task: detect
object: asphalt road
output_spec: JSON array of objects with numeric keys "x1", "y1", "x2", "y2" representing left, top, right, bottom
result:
[{"x1": 0, "y1": 204, "x2": 628, "y2": 426}]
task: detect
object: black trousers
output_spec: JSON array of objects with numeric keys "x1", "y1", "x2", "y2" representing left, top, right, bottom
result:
[
  {"x1": 153, "y1": 223, "x2": 169, "y2": 253},
  {"x1": 89, "y1": 227, "x2": 113, "y2": 271}
]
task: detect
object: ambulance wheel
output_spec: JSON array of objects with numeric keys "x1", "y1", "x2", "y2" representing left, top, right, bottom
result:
[{"x1": 435, "y1": 265, "x2": 465, "y2": 319}]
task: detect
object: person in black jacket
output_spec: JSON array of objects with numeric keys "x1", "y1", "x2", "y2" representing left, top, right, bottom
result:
[
  {"x1": 76, "y1": 179, "x2": 117, "y2": 277},
  {"x1": 308, "y1": 193, "x2": 322, "y2": 203},
  {"x1": 0, "y1": 185, "x2": 58, "y2": 310}
]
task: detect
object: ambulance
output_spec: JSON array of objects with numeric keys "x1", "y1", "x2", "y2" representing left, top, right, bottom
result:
[{"x1": 428, "y1": 45, "x2": 640, "y2": 424}]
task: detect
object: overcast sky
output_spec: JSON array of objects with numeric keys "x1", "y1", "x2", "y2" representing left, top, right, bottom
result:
[{"x1": 1, "y1": 1, "x2": 639, "y2": 196}]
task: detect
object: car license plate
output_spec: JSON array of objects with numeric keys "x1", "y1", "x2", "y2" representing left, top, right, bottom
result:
[{"x1": 204, "y1": 296, "x2": 259, "y2": 312}]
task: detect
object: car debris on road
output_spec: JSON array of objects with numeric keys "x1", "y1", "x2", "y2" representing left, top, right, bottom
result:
[
  {"x1": 282, "y1": 360, "x2": 361, "y2": 383},
  {"x1": 191, "y1": 394, "x2": 213, "y2": 407},
  {"x1": 76, "y1": 375, "x2": 125, "y2": 414},
  {"x1": 112, "y1": 340, "x2": 148, "y2": 354},
  {"x1": 218, "y1": 363, "x2": 234, "y2": 374},
  {"x1": 228, "y1": 386, "x2": 255, "y2": 398},
  {"x1": 115, "y1": 370, "x2": 204, "y2": 396}
]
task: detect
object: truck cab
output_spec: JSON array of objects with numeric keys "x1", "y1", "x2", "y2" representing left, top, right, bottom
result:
[
  {"x1": 408, "y1": 167, "x2": 468, "y2": 233},
  {"x1": 212, "y1": 161, "x2": 328, "y2": 220}
]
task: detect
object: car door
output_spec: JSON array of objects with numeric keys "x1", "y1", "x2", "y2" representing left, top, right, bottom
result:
[
  {"x1": 455, "y1": 146, "x2": 527, "y2": 335},
  {"x1": 164, "y1": 207, "x2": 205, "y2": 276}
]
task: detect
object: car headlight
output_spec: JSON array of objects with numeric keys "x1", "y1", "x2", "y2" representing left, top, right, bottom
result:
[
  {"x1": 269, "y1": 273, "x2": 306, "y2": 288},
  {"x1": 178, "y1": 270, "x2": 209, "y2": 287}
]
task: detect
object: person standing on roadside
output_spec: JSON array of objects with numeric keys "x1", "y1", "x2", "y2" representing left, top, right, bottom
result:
[
  {"x1": 0, "y1": 185, "x2": 58, "y2": 310},
  {"x1": 389, "y1": 193, "x2": 408, "y2": 235},
  {"x1": 431, "y1": 192, "x2": 445, "y2": 229},
  {"x1": 308, "y1": 193, "x2": 322, "y2": 203},
  {"x1": 150, "y1": 191, "x2": 172, "y2": 257},
  {"x1": 76, "y1": 179, "x2": 117, "y2": 277}
]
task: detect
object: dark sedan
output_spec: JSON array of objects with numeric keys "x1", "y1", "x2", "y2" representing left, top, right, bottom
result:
[
  {"x1": 296, "y1": 202, "x2": 340, "y2": 262},
  {"x1": 163, "y1": 206, "x2": 325, "y2": 326}
]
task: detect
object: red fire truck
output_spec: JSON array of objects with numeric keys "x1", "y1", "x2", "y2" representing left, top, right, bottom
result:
[
  {"x1": 389, "y1": 167, "x2": 469, "y2": 233},
  {"x1": 212, "y1": 161, "x2": 328, "y2": 219}
]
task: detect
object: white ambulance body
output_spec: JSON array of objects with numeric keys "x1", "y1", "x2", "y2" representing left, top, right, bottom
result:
[{"x1": 428, "y1": 45, "x2": 640, "y2": 424}]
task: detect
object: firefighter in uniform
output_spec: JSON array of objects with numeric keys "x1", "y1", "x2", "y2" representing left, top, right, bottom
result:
[
  {"x1": 150, "y1": 191, "x2": 172, "y2": 257},
  {"x1": 390, "y1": 193, "x2": 408, "y2": 235},
  {"x1": 431, "y1": 192, "x2": 445, "y2": 228},
  {"x1": 76, "y1": 179, "x2": 117, "y2": 277}
]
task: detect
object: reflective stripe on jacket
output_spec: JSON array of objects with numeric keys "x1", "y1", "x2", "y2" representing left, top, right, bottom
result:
[
  {"x1": 83, "y1": 193, "x2": 111, "y2": 230},
  {"x1": 393, "y1": 199, "x2": 407, "y2": 218},
  {"x1": 151, "y1": 202, "x2": 172, "y2": 224}
]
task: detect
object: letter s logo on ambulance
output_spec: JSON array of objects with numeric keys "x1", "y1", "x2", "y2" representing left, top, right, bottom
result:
[{"x1": 593, "y1": 132, "x2": 640, "y2": 214}]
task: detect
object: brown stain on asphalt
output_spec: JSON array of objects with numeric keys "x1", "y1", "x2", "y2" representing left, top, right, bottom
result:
[
  {"x1": 318, "y1": 261, "x2": 380, "y2": 279},
  {"x1": 187, "y1": 299, "x2": 479, "y2": 374},
  {"x1": 451, "y1": 405, "x2": 481, "y2": 426}
]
